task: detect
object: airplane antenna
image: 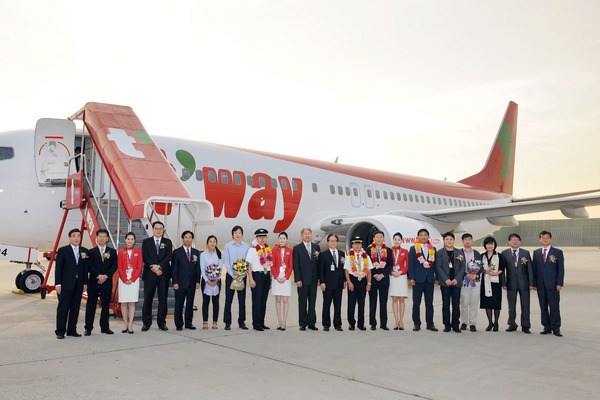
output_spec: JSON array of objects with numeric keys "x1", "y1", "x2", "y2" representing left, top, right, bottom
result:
[{"x1": 334, "y1": 156, "x2": 339, "y2": 164}]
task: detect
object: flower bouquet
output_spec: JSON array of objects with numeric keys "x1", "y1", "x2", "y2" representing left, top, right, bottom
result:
[
  {"x1": 464, "y1": 259, "x2": 482, "y2": 287},
  {"x1": 204, "y1": 264, "x2": 222, "y2": 296},
  {"x1": 230, "y1": 259, "x2": 249, "y2": 291}
]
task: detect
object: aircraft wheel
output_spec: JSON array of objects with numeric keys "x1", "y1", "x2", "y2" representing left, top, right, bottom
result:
[
  {"x1": 41, "y1": 288, "x2": 47, "y2": 299},
  {"x1": 15, "y1": 271, "x2": 23, "y2": 290},
  {"x1": 19, "y1": 270, "x2": 44, "y2": 293}
]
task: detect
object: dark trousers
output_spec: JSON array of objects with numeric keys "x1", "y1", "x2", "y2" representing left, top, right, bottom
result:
[
  {"x1": 507, "y1": 288, "x2": 531, "y2": 329},
  {"x1": 440, "y1": 285, "x2": 461, "y2": 328},
  {"x1": 347, "y1": 281, "x2": 367, "y2": 328},
  {"x1": 537, "y1": 286, "x2": 561, "y2": 331},
  {"x1": 84, "y1": 286, "x2": 112, "y2": 331},
  {"x1": 201, "y1": 280, "x2": 221, "y2": 322},
  {"x1": 369, "y1": 282, "x2": 389, "y2": 327},
  {"x1": 223, "y1": 273, "x2": 246, "y2": 326},
  {"x1": 412, "y1": 281, "x2": 434, "y2": 326},
  {"x1": 142, "y1": 276, "x2": 169, "y2": 327},
  {"x1": 55, "y1": 286, "x2": 84, "y2": 335},
  {"x1": 297, "y1": 281, "x2": 317, "y2": 327},
  {"x1": 251, "y1": 271, "x2": 270, "y2": 327},
  {"x1": 322, "y1": 287, "x2": 343, "y2": 328},
  {"x1": 174, "y1": 284, "x2": 196, "y2": 328}
]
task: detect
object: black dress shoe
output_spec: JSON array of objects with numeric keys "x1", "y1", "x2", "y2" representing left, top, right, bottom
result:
[
  {"x1": 358, "y1": 325, "x2": 366, "y2": 331},
  {"x1": 84, "y1": 330, "x2": 91, "y2": 336},
  {"x1": 426, "y1": 325, "x2": 438, "y2": 332},
  {"x1": 380, "y1": 326, "x2": 389, "y2": 331},
  {"x1": 335, "y1": 326, "x2": 343, "y2": 332},
  {"x1": 323, "y1": 326, "x2": 330, "y2": 331},
  {"x1": 261, "y1": 325, "x2": 270, "y2": 330},
  {"x1": 370, "y1": 325, "x2": 376, "y2": 331},
  {"x1": 239, "y1": 324, "x2": 249, "y2": 330},
  {"x1": 506, "y1": 326, "x2": 517, "y2": 332},
  {"x1": 299, "y1": 326, "x2": 306, "y2": 331},
  {"x1": 553, "y1": 330, "x2": 563, "y2": 337},
  {"x1": 349, "y1": 325, "x2": 355, "y2": 331},
  {"x1": 253, "y1": 326, "x2": 264, "y2": 331},
  {"x1": 67, "y1": 332, "x2": 82, "y2": 337},
  {"x1": 186, "y1": 325, "x2": 197, "y2": 330},
  {"x1": 470, "y1": 325, "x2": 477, "y2": 332},
  {"x1": 141, "y1": 325, "x2": 150, "y2": 332},
  {"x1": 102, "y1": 329, "x2": 114, "y2": 335},
  {"x1": 308, "y1": 325, "x2": 318, "y2": 331},
  {"x1": 224, "y1": 324, "x2": 231, "y2": 331},
  {"x1": 158, "y1": 325, "x2": 168, "y2": 331},
  {"x1": 56, "y1": 334, "x2": 65, "y2": 339},
  {"x1": 522, "y1": 328, "x2": 531, "y2": 334},
  {"x1": 413, "y1": 325, "x2": 421, "y2": 331},
  {"x1": 460, "y1": 323, "x2": 467, "y2": 331},
  {"x1": 540, "y1": 329, "x2": 551, "y2": 335},
  {"x1": 443, "y1": 326, "x2": 451, "y2": 332},
  {"x1": 453, "y1": 327, "x2": 461, "y2": 333},
  {"x1": 176, "y1": 327, "x2": 183, "y2": 331}
]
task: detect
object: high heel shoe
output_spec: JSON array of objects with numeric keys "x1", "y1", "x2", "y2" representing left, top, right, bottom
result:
[
  {"x1": 212, "y1": 322, "x2": 218, "y2": 330},
  {"x1": 122, "y1": 329, "x2": 129, "y2": 333},
  {"x1": 202, "y1": 322, "x2": 208, "y2": 330},
  {"x1": 493, "y1": 322, "x2": 499, "y2": 332},
  {"x1": 486, "y1": 322, "x2": 494, "y2": 331}
]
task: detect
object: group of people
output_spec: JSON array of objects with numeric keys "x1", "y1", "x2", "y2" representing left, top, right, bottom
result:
[{"x1": 53, "y1": 223, "x2": 565, "y2": 339}]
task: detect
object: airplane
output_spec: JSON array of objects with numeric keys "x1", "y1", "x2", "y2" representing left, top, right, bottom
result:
[{"x1": 2, "y1": 100, "x2": 600, "y2": 293}]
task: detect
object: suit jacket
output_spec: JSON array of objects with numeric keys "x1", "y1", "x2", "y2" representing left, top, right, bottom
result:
[
  {"x1": 319, "y1": 249, "x2": 346, "y2": 291},
  {"x1": 117, "y1": 247, "x2": 143, "y2": 283},
  {"x1": 293, "y1": 242, "x2": 320, "y2": 285},
  {"x1": 408, "y1": 244, "x2": 436, "y2": 284},
  {"x1": 435, "y1": 248, "x2": 466, "y2": 287},
  {"x1": 532, "y1": 246, "x2": 565, "y2": 289},
  {"x1": 171, "y1": 246, "x2": 201, "y2": 289},
  {"x1": 365, "y1": 244, "x2": 393, "y2": 285},
  {"x1": 55, "y1": 245, "x2": 89, "y2": 291},
  {"x1": 142, "y1": 236, "x2": 173, "y2": 280},
  {"x1": 88, "y1": 246, "x2": 118, "y2": 289},
  {"x1": 501, "y1": 248, "x2": 534, "y2": 291},
  {"x1": 271, "y1": 245, "x2": 293, "y2": 279}
]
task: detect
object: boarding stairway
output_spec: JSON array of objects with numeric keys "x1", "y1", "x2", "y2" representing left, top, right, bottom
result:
[{"x1": 40, "y1": 102, "x2": 214, "y2": 320}]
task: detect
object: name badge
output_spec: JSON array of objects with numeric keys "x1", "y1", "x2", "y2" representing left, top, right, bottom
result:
[
  {"x1": 449, "y1": 262, "x2": 453, "y2": 269},
  {"x1": 330, "y1": 263, "x2": 335, "y2": 272}
]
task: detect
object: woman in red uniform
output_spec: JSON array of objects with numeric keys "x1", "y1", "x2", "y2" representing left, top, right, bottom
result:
[
  {"x1": 270, "y1": 232, "x2": 293, "y2": 330},
  {"x1": 389, "y1": 232, "x2": 409, "y2": 330},
  {"x1": 118, "y1": 232, "x2": 143, "y2": 333}
]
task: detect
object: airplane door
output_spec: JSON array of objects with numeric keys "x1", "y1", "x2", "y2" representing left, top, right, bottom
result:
[
  {"x1": 34, "y1": 118, "x2": 75, "y2": 185},
  {"x1": 349, "y1": 183, "x2": 361, "y2": 207},
  {"x1": 364, "y1": 184, "x2": 375, "y2": 208}
]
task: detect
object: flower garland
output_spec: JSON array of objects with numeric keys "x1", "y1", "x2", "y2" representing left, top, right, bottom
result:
[
  {"x1": 349, "y1": 249, "x2": 370, "y2": 280},
  {"x1": 370, "y1": 243, "x2": 387, "y2": 268},
  {"x1": 414, "y1": 241, "x2": 435, "y2": 267}
]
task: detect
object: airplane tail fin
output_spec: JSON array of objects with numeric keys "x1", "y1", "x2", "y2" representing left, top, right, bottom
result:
[{"x1": 458, "y1": 101, "x2": 518, "y2": 195}]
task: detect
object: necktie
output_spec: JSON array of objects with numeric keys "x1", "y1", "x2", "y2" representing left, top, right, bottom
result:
[
  {"x1": 156, "y1": 240, "x2": 160, "y2": 255},
  {"x1": 306, "y1": 243, "x2": 311, "y2": 259},
  {"x1": 377, "y1": 248, "x2": 382, "y2": 262},
  {"x1": 332, "y1": 250, "x2": 337, "y2": 265},
  {"x1": 513, "y1": 250, "x2": 517, "y2": 266},
  {"x1": 186, "y1": 248, "x2": 190, "y2": 261},
  {"x1": 543, "y1": 248, "x2": 547, "y2": 263},
  {"x1": 74, "y1": 247, "x2": 79, "y2": 263}
]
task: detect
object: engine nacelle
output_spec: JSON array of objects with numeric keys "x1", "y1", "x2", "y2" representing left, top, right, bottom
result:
[{"x1": 346, "y1": 215, "x2": 442, "y2": 251}]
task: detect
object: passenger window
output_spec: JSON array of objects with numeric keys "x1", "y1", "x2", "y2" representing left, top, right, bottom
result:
[
  {"x1": 337, "y1": 186, "x2": 343, "y2": 195},
  {"x1": 258, "y1": 177, "x2": 266, "y2": 187},
  {"x1": 233, "y1": 173, "x2": 242, "y2": 185},
  {"x1": 220, "y1": 172, "x2": 229, "y2": 184},
  {"x1": 353, "y1": 187, "x2": 359, "y2": 196},
  {"x1": 181, "y1": 168, "x2": 191, "y2": 180},
  {"x1": 208, "y1": 170, "x2": 217, "y2": 183},
  {"x1": 389, "y1": 192, "x2": 394, "y2": 200},
  {"x1": 247, "y1": 175, "x2": 253, "y2": 186},
  {"x1": 272, "y1": 178, "x2": 278, "y2": 188},
  {"x1": 367, "y1": 189, "x2": 372, "y2": 198},
  {"x1": 281, "y1": 178, "x2": 288, "y2": 190},
  {"x1": 195, "y1": 170, "x2": 203, "y2": 181},
  {"x1": 345, "y1": 187, "x2": 350, "y2": 196},
  {"x1": 330, "y1": 185, "x2": 335, "y2": 194},
  {"x1": 375, "y1": 190, "x2": 380, "y2": 199},
  {"x1": 409, "y1": 194, "x2": 413, "y2": 202},
  {"x1": 310, "y1": 182, "x2": 316, "y2": 192}
]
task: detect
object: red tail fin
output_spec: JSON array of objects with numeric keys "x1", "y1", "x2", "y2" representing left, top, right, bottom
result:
[{"x1": 458, "y1": 101, "x2": 518, "y2": 195}]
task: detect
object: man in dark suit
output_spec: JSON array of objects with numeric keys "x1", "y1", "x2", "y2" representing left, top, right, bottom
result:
[
  {"x1": 141, "y1": 221, "x2": 173, "y2": 331},
  {"x1": 501, "y1": 233, "x2": 534, "y2": 334},
  {"x1": 319, "y1": 233, "x2": 346, "y2": 331},
  {"x1": 366, "y1": 230, "x2": 393, "y2": 330},
  {"x1": 408, "y1": 228, "x2": 438, "y2": 332},
  {"x1": 435, "y1": 232, "x2": 466, "y2": 333},
  {"x1": 84, "y1": 229, "x2": 118, "y2": 335},
  {"x1": 55, "y1": 228, "x2": 89, "y2": 339},
  {"x1": 172, "y1": 230, "x2": 201, "y2": 331},
  {"x1": 532, "y1": 230, "x2": 565, "y2": 337},
  {"x1": 293, "y1": 227, "x2": 320, "y2": 331}
]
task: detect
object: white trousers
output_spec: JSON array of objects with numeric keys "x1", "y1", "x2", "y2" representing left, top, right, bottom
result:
[{"x1": 460, "y1": 282, "x2": 480, "y2": 325}]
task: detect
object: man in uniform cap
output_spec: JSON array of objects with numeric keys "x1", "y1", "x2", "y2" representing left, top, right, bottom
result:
[
  {"x1": 344, "y1": 236, "x2": 373, "y2": 330},
  {"x1": 246, "y1": 228, "x2": 272, "y2": 331}
]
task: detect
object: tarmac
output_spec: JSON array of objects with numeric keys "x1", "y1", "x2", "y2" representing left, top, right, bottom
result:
[{"x1": 1, "y1": 248, "x2": 599, "y2": 400}]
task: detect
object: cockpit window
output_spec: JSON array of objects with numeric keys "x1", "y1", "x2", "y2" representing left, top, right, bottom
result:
[{"x1": 0, "y1": 147, "x2": 14, "y2": 160}]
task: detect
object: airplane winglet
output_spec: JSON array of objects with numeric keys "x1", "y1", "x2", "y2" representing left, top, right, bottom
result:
[{"x1": 458, "y1": 101, "x2": 518, "y2": 195}]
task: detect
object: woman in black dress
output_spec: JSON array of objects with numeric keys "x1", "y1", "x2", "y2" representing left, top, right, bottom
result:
[{"x1": 479, "y1": 236, "x2": 506, "y2": 331}]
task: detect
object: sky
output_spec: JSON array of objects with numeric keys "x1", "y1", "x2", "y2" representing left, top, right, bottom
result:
[{"x1": 1, "y1": 0, "x2": 599, "y2": 219}]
